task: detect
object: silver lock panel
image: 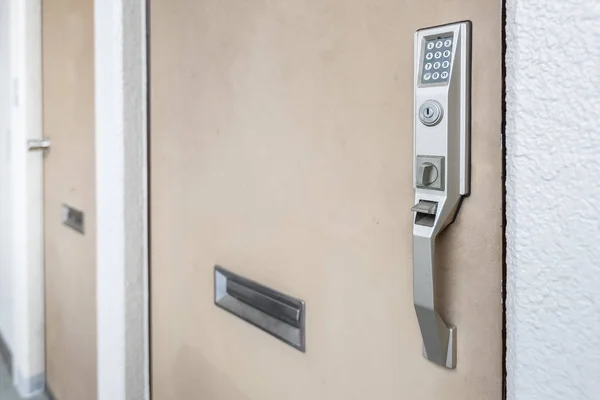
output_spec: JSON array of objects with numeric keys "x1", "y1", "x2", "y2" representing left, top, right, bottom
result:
[{"x1": 412, "y1": 21, "x2": 471, "y2": 369}]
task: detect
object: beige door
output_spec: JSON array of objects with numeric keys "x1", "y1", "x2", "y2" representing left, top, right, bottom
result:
[
  {"x1": 42, "y1": 0, "x2": 97, "y2": 399},
  {"x1": 150, "y1": 1, "x2": 502, "y2": 399}
]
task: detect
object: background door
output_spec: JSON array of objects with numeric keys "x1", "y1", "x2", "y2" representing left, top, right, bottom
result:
[
  {"x1": 42, "y1": 0, "x2": 97, "y2": 399},
  {"x1": 150, "y1": 1, "x2": 503, "y2": 399}
]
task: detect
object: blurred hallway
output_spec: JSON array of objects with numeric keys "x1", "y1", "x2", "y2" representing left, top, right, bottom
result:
[{"x1": 0, "y1": 354, "x2": 49, "y2": 400}]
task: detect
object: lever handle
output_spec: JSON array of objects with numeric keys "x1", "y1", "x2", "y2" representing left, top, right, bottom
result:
[
  {"x1": 413, "y1": 228, "x2": 456, "y2": 368},
  {"x1": 27, "y1": 138, "x2": 51, "y2": 151}
]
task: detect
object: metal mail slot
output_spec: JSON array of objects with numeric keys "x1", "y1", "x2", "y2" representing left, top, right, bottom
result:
[
  {"x1": 214, "y1": 265, "x2": 306, "y2": 351},
  {"x1": 61, "y1": 204, "x2": 85, "y2": 234}
]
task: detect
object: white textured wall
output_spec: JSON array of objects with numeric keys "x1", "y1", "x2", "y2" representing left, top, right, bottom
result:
[
  {"x1": 0, "y1": 0, "x2": 14, "y2": 353},
  {"x1": 506, "y1": 0, "x2": 600, "y2": 399}
]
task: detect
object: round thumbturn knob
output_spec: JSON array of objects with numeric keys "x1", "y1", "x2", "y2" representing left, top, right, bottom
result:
[
  {"x1": 419, "y1": 100, "x2": 443, "y2": 126},
  {"x1": 418, "y1": 162, "x2": 439, "y2": 186}
]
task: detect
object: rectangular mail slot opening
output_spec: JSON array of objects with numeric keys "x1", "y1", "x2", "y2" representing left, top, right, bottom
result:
[{"x1": 214, "y1": 265, "x2": 306, "y2": 351}]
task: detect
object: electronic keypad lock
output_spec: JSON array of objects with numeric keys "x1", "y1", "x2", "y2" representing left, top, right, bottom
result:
[{"x1": 412, "y1": 21, "x2": 471, "y2": 369}]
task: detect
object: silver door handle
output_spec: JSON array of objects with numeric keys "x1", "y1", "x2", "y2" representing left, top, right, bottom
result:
[
  {"x1": 27, "y1": 138, "x2": 51, "y2": 151},
  {"x1": 413, "y1": 201, "x2": 456, "y2": 369}
]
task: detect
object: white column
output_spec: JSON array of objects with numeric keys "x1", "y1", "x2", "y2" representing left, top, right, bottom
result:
[
  {"x1": 0, "y1": 0, "x2": 15, "y2": 362},
  {"x1": 94, "y1": 1, "x2": 149, "y2": 399},
  {"x1": 8, "y1": 0, "x2": 45, "y2": 397}
]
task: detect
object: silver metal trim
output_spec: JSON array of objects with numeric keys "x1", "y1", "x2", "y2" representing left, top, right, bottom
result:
[{"x1": 214, "y1": 265, "x2": 306, "y2": 351}]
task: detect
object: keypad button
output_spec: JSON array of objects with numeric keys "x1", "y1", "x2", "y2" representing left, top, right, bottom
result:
[
  {"x1": 423, "y1": 72, "x2": 432, "y2": 81},
  {"x1": 432, "y1": 72, "x2": 440, "y2": 79},
  {"x1": 442, "y1": 61, "x2": 450, "y2": 68},
  {"x1": 443, "y1": 50, "x2": 451, "y2": 58},
  {"x1": 435, "y1": 41, "x2": 443, "y2": 48},
  {"x1": 425, "y1": 63, "x2": 432, "y2": 71},
  {"x1": 427, "y1": 42, "x2": 435, "y2": 50},
  {"x1": 426, "y1": 53, "x2": 433, "y2": 60},
  {"x1": 433, "y1": 62, "x2": 441, "y2": 69},
  {"x1": 441, "y1": 71, "x2": 449, "y2": 79},
  {"x1": 434, "y1": 51, "x2": 442, "y2": 59},
  {"x1": 444, "y1": 39, "x2": 452, "y2": 47}
]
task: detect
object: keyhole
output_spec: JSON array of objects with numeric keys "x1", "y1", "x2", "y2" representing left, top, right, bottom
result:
[{"x1": 419, "y1": 100, "x2": 442, "y2": 126}]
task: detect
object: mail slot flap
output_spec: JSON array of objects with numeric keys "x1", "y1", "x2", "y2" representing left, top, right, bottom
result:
[
  {"x1": 226, "y1": 278, "x2": 302, "y2": 328},
  {"x1": 214, "y1": 265, "x2": 306, "y2": 351}
]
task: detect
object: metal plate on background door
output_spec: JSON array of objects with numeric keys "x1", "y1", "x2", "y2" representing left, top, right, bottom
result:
[{"x1": 61, "y1": 204, "x2": 85, "y2": 234}]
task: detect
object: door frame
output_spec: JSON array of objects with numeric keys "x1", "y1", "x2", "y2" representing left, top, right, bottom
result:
[
  {"x1": 93, "y1": 0, "x2": 150, "y2": 400},
  {"x1": 5, "y1": 0, "x2": 45, "y2": 397}
]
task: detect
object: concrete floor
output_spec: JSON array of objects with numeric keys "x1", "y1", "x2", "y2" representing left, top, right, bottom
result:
[{"x1": 0, "y1": 353, "x2": 49, "y2": 400}]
